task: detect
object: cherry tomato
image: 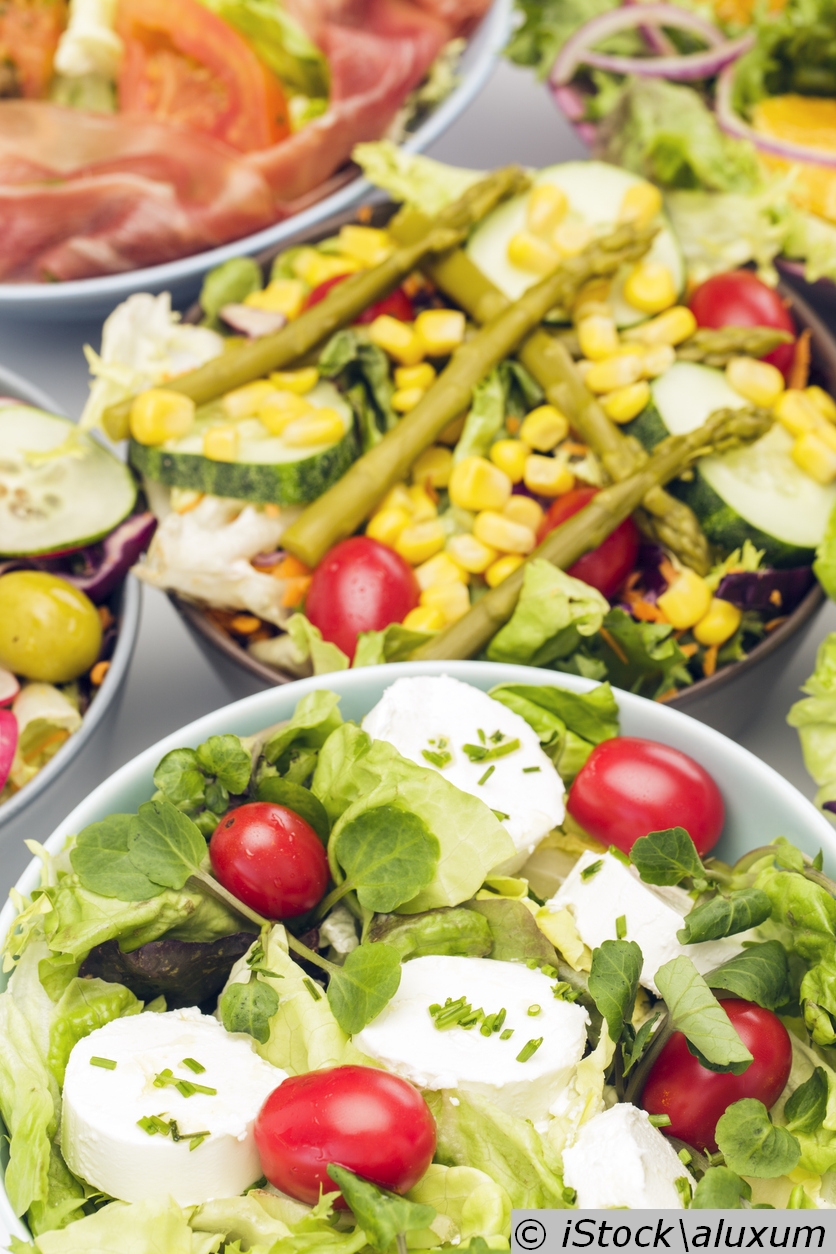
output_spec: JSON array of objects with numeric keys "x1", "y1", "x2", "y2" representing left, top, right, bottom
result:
[
  {"x1": 641, "y1": 998, "x2": 792, "y2": 1152},
  {"x1": 305, "y1": 536, "x2": 419, "y2": 661},
  {"x1": 688, "y1": 271, "x2": 796, "y2": 376},
  {"x1": 567, "y1": 736, "x2": 724, "y2": 856},
  {"x1": 536, "y1": 486, "x2": 641, "y2": 600},
  {"x1": 304, "y1": 273, "x2": 414, "y2": 322},
  {"x1": 255, "y1": 1065, "x2": 437, "y2": 1205},
  {"x1": 209, "y1": 802, "x2": 328, "y2": 919}
]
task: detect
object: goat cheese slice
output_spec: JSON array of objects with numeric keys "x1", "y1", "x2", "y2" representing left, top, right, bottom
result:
[
  {"x1": 563, "y1": 1104, "x2": 688, "y2": 1209},
  {"x1": 546, "y1": 850, "x2": 745, "y2": 994},
  {"x1": 354, "y1": 954, "x2": 589, "y2": 1123},
  {"x1": 61, "y1": 1007, "x2": 284, "y2": 1206},
  {"x1": 362, "y1": 676, "x2": 564, "y2": 874}
]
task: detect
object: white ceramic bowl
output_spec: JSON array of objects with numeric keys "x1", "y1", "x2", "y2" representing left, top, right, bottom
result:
[
  {"x1": 1, "y1": 659, "x2": 833, "y2": 1245},
  {"x1": 0, "y1": 0, "x2": 511, "y2": 323}
]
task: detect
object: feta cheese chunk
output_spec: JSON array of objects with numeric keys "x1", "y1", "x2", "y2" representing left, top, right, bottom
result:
[
  {"x1": 546, "y1": 851, "x2": 744, "y2": 994},
  {"x1": 354, "y1": 955, "x2": 589, "y2": 1123},
  {"x1": 563, "y1": 1104, "x2": 688, "y2": 1209},
  {"x1": 362, "y1": 676, "x2": 564, "y2": 874},
  {"x1": 61, "y1": 1007, "x2": 284, "y2": 1206}
]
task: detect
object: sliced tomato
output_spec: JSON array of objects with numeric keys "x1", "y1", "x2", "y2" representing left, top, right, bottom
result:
[
  {"x1": 0, "y1": 0, "x2": 66, "y2": 99},
  {"x1": 117, "y1": 0, "x2": 290, "y2": 153},
  {"x1": 537, "y1": 486, "x2": 640, "y2": 600},
  {"x1": 303, "y1": 273, "x2": 414, "y2": 322}
]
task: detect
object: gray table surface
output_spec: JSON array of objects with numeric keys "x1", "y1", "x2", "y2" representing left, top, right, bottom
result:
[{"x1": 1, "y1": 60, "x2": 834, "y2": 896}]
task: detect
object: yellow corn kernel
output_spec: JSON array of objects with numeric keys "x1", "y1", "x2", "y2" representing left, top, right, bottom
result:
[
  {"x1": 726, "y1": 356, "x2": 785, "y2": 408},
  {"x1": 601, "y1": 381, "x2": 651, "y2": 424},
  {"x1": 170, "y1": 487, "x2": 203, "y2": 513},
  {"x1": 392, "y1": 386, "x2": 426, "y2": 413},
  {"x1": 641, "y1": 344, "x2": 676, "y2": 378},
  {"x1": 573, "y1": 279, "x2": 611, "y2": 323},
  {"x1": 281, "y1": 408, "x2": 345, "y2": 448},
  {"x1": 203, "y1": 424, "x2": 239, "y2": 462},
  {"x1": 485, "y1": 553, "x2": 525, "y2": 587},
  {"x1": 379, "y1": 483, "x2": 414, "y2": 514},
  {"x1": 657, "y1": 568, "x2": 712, "y2": 630},
  {"x1": 693, "y1": 597, "x2": 743, "y2": 647},
  {"x1": 527, "y1": 183, "x2": 568, "y2": 237},
  {"x1": 553, "y1": 221, "x2": 593, "y2": 257},
  {"x1": 368, "y1": 315, "x2": 425, "y2": 366},
  {"x1": 448, "y1": 456, "x2": 513, "y2": 512},
  {"x1": 792, "y1": 431, "x2": 836, "y2": 484},
  {"x1": 130, "y1": 388, "x2": 195, "y2": 445},
  {"x1": 474, "y1": 510, "x2": 536, "y2": 555},
  {"x1": 774, "y1": 389, "x2": 821, "y2": 437},
  {"x1": 269, "y1": 367, "x2": 319, "y2": 395},
  {"x1": 585, "y1": 354, "x2": 645, "y2": 394},
  {"x1": 337, "y1": 224, "x2": 392, "y2": 266},
  {"x1": 412, "y1": 445, "x2": 453, "y2": 489},
  {"x1": 575, "y1": 360, "x2": 594, "y2": 385},
  {"x1": 507, "y1": 230, "x2": 560, "y2": 275},
  {"x1": 403, "y1": 605, "x2": 444, "y2": 632},
  {"x1": 366, "y1": 507, "x2": 412, "y2": 548},
  {"x1": 626, "y1": 306, "x2": 697, "y2": 347},
  {"x1": 257, "y1": 391, "x2": 314, "y2": 435},
  {"x1": 623, "y1": 262, "x2": 677, "y2": 314},
  {"x1": 519, "y1": 404, "x2": 570, "y2": 452},
  {"x1": 244, "y1": 280, "x2": 306, "y2": 320},
  {"x1": 415, "y1": 309, "x2": 467, "y2": 356},
  {"x1": 395, "y1": 362, "x2": 436, "y2": 391},
  {"x1": 618, "y1": 181, "x2": 663, "y2": 227},
  {"x1": 577, "y1": 314, "x2": 620, "y2": 362},
  {"x1": 524, "y1": 455, "x2": 574, "y2": 497},
  {"x1": 420, "y1": 580, "x2": 470, "y2": 625},
  {"x1": 504, "y1": 494, "x2": 544, "y2": 532},
  {"x1": 222, "y1": 380, "x2": 276, "y2": 421},
  {"x1": 407, "y1": 483, "x2": 438, "y2": 522},
  {"x1": 292, "y1": 249, "x2": 361, "y2": 287},
  {"x1": 817, "y1": 422, "x2": 836, "y2": 453},
  {"x1": 414, "y1": 551, "x2": 465, "y2": 592},
  {"x1": 489, "y1": 439, "x2": 529, "y2": 484},
  {"x1": 806, "y1": 385, "x2": 836, "y2": 424},
  {"x1": 446, "y1": 532, "x2": 497, "y2": 574},
  {"x1": 395, "y1": 519, "x2": 446, "y2": 565}
]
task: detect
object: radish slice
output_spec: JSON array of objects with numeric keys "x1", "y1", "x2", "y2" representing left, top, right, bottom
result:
[
  {"x1": 0, "y1": 667, "x2": 19, "y2": 707},
  {"x1": 0, "y1": 710, "x2": 17, "y2": 793}
]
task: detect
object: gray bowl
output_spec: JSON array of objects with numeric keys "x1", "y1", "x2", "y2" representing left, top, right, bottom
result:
[{"x1": 0, "y1": 364, "x2": 142, "y2": 857}]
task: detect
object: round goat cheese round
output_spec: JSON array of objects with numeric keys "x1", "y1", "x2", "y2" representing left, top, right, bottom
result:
[
  {"x1": 562, "y1": 1104, "x2": 689, "y2": 1209},
  {"x1": 355, "y1": 955, "x2": 589, "y2": 1123},
  {"x1": 61, "y1": 1007, "x2": 285, "y2": 1206},
  {"x1": 361, "y1": 676, "x2": 565, "y2": 874}
]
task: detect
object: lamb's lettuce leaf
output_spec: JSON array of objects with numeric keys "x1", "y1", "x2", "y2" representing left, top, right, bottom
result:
[{"x1": 488, "y1": 680, "x2": 617, "y2": 782}]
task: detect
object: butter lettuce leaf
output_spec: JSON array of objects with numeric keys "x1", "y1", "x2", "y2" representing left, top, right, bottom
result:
[
  {"x1": 486, "y1": 561, "x2": 609, "y2": 669},
  {"x1": 199, "y1": 0, "x2": 328, "y2": 97},
  {"x1": 406, "y1": 1163, "x2": 512, "y2": 1245},
  {"x1": 352, "y1": 142, "x2": 481, "y2": 216},
  {"x1": 788, "y1": 632, "x2": 836, "y2": 814}
]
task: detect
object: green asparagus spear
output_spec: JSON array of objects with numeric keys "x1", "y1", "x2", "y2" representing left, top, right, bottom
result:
[
  {"x1": 412, "y1": 405, "x2": 773, "y2": 663},
  {"x1": 672, "y1": 325, "x2": 795, "y2": 368},
  {"x1": 100, "y1": 166, "x2": 530, "y2": 442},
  {"x1": 281, "y1": 222, "x2": 657, "y2": 567}
]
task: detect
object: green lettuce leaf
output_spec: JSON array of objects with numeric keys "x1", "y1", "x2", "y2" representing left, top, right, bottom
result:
[
  {"x1": 29, "y1": 1196, "x2": 212, "y2": 1253},
  {"x1": 773, "y1": 1036, "x2": 836, "y2": 1174},
  {"x1": 283, "y1": 614, "x2": 350, "y2": 677},
  {"x1": 783, "y1": 207, "x2": 836, "y2": 285},
  {"x1": 788, "y1": 632, "x2": 836, "y2": 813},
  {"x1": 198, "y1": 0, "x2": 328, "y2": 97},
  {"x1": 263, "y1": 690, "x2": 344, "y2": 766},
  {"x1": 352, "y1": 142, "x2": 482, "y2": 216},
  {"x1": 454, "y1": 363, "x2": 543, "y2": 465},
  {"x1": 313, "y1": 724, "x2": 515, "y2": 911},
  {"x1": 319, "y1": 329, "x2": 397, "y2": 442},
  {"x1": 368, "y1": 908, "x2": 493, "y2": 960},
  {"x1": 488, "y1": 680, "x2": 617, "y2": 782},
  {"x1": 562, "y1": 607, "x2": 692, "y2": 700},
  {"x1": 666, "y1": 186, "x2": 790, "y2": 287},
  {"x1": 353, "y1": 623, "x2": 433, "y2": 668},
  {"x1": 505, "y1": 0, "x2": 620, "y2": 77},
  {"x1": 486, "y1": 560, "x2": 609, "y2": 669},
  {"x1": 406, "y1": 1163, "x2": 512, "y2": 1245}
]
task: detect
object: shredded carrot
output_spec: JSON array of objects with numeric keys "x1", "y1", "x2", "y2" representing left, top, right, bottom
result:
[
  {"x1": 702, "y1": 645, "x2": 719, "y2": 677},
  {"x1": 624, "y1": 571, "x2": 642, "y2": 594},
  {"x1": 788, "y1": 328, "x2": 812, "y2": 391},
  {"x1": 562, "y1": 442, "x2": 588, "y2": 456},
  {"x1": 282, "y1": 576, "x2": 312, "y2": 609},
  {"x1": 98, "y1": 606, "x2": 114, "y2": 630},
  {"x1": 357, "y1": 204, "x2": 373, "y2": 224},
  {"x1": 679, "y1": 642, "x2": 699, "y2": 658},
  {"x1": 90, "y1": 660, "x2": 110, "y2": 686},
  {"x1": 263, "y1": 503, "x2": 281, "y2": 519},
  {"x1": 276, "y1": 554, "x2": 312, "y2": 579},
  {"x1": 206, "y1": 608, "x2": 240, "y2": 631},
  {"x1": 659, "y1": 556, "x2": 678, "y2": 587},
  {"x1": 769, "y1": 588, "x2": 783, "y2": 608},
  {"x1": 765, "y1": 615, "x2": 788, "y2": 633},
  {"x1": 627, "y1": 595, "x2": 668, "y2": 623},
  {"x1": 403, "y1": 273, "x2": 428, "y2": 298},
  {"x1": 230, "y1": 614, "x2": 263, "y2": 635},
  {"x1": 655, "y1": 689, "x2": 679, "y2": 703},
  {"x1": 505, "y1": 415, "x2": 522, "y2": 436},
  {"x1": 22, "y1": 729, "x2": 69, "y2": 764},
  {"x1": 248, "y1": 628, "x2": 273, "y2": 644},
  {"x1": 599, "y1": 627, "x2": 629, "y2": 664}
]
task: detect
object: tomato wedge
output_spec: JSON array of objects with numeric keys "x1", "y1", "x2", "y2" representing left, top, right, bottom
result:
[
  {"x1": 536, "y1": 486, "x2": 640, "y2": 600},
  {"x1": 117, "y1": 0, "x2": 290, "y2": 153},
  {"x1": 303, "y1": 273, "x2": 415, "y2": 322}
]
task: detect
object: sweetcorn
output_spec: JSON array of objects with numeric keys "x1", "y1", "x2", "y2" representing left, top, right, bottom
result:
[
  {"x1": 486, "y1": 554, "x2": 525, "y2": 587},
  {"x1": 368, "y1": 316, "x2": 425, "y2": 366},
  {"x1": 726, "y1": 357, "x2": 784, "y2": 407},
  {"x1": 503, "y1": 495, "x2": 544, "y2": 532},
  {"x1": 412, "y1": 445, "x2": 453, "y2": 488},
  {"x1": 338, "y1": 225, "x2": 392, "y2": 266},
  {"x1": 490, "y1": 439, "x2": 529, "y2": 483},
  {"x1": 293, "y1": 249, "x2": 362, "y2": 288},
  {"x1": 407, "y1": 483, "x2": 438, "y2": 521},
  {"x1": 553, "y1": 221, "x2": 593, "y2": 257},
  {"x1": 524, "y1": 455, "x2": 574, "y2": 496},
  {"x1": 392, "y1": 387, "x2": 426, "y2": 413},
  {"x1": 379, "y1": 483, "x2": 414, "y2": 514},
  {"x1": 395, "y1": 519, "x2": 446, "y2": 564},
  {"x1": 447, "y1": 532, "x2": 497, "y2": 574},
  {"x1": 618, "y1": 181, "x2": 662, "y2": 227},
  {"x1": 244, "y1": 280, "x2": 306, "y2": 320},
  {"x1": 420, "y1": 580, "x2": 470, "y2": 624},
  {"x1": 519, "y1": 405, "x2": 570, "y2": 452},
  {"x1": 258, "y1": 392, "x2": 315, "y2": 434},
  {"x1": 774, "y1": 389, "x2": 821, "y2": 437},
  {"x1": 395, "y1": 362, "x2": 436, "y2": 391},
  {"x1": 448, "y1": 456, "x2": 512, "y2": 512},
  {"x1": 641, "y1": 345, "x2": 676, "y2": 378},
  {"x1": 527, "y1": 184, "x2": 568, "y2": 237},
  {"x1": 585, "y1": 354, "x2": 645, "y2": 394},
  {"x1": 415, "y1": 309, "x2": 466, "y2": 356},
  {"x1": 414, "y1": 551, "x2": 465, "y2": 591},
  {"x1": 282, "y1": 408, "x2": 345, "y2": 448},
  {"x1": 403, "y1": 605, "x2": 444, "y2": 632},
  {"x1": 806, "y1": 385, "x2": 836, "y2": 424},
  {"x1": 203, "y1": 424, "x2": 239, "y2": 462},
  {"x1": 269, "y1": 367, "x2": 318, "y2": 394},
  {"x1": 657, "y1": 568, "x2": 712, "y2": 630},
  {"x1": 474, "y1": 510, "x2": 536, "y2": 554},
  {"x1": 601, "y1": 381, "x2": 651, "y2": 424},
  {"x1": 130, "y1": 389, "x2": 195, "y2": 445},
  {"x1": 792, "y1": 431, "x2": 836, "y2": 484},
  {"x1": 623, "y1": 262, "x2": 677, "y2": 314},
  {"x1": 693, "y1": 598, "x2": 742, "y2": 646},
  {"x1": 366, "y1": 507, "x2": 411, "y2": 547},
  {"x1": 508, "y1": 231, "x2": 559, "y2": 275},
  {"x1": 625, "y1": 306, "x2": 696, "y2": 347},
  {"x1": 577, "y1": 315, "x2": 620, "y2": 362},
  {"x1": 222, "y1": 380, "x2": 277, "y2": 420}
]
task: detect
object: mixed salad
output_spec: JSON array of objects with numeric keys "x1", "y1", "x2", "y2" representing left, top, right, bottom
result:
[
  {"x1": 2, "y1": 671, "x2": 836, "y2": 1252},
  {"x1": 507, "y1": 0, "x2": 836, "y2": 287},
  {"x1": 84, "y1": 150, "x2": 836, "y2": 707},
  {"x1": 0, "y1": 397, "x2": 155, "y2": 808}
]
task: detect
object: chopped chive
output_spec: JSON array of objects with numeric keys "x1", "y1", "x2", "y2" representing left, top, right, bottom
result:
[
  {"x1": 552, "y1": 982, "x2": 580, "y2": 1003},
  {"x1": 675, "y1": 1177, "x2": 693, "y2": 1206},
  {"x1": 527, "y1": 1004, "x2": 541, "y2": 1017},
  {"x1": 90, "y1": 1057, "x2": 117, "y2": 1070},
  {"x1": 500, "y1": 1028, "x2": 514, "y2": 1041},
  {"x1": 478, "y1": 729, "x2": 486, "y2": 744},
  {"x1": 523, "y1": 766, "x2": 541, "y2": 773},
  {"x1": 490, "y1": 730, "x2": 504, "y2": 744},
  {"x1": 563, "y1": 1187, "x2": 578, "y2": 1207},
  {"x1": 491, "y1": 810, "x2": 510, "y2": 821},
  {"x1": 153, "y1": 1068, "x2": 174, "y2": 1088},
  {"x1": 463, "y1": 738, "x2": 521, "y2": 764},
  {"x1": 525, "y1": 958, "x2": 538, "y2": 969},
  {"x1": 678, "y1": 1148, "x2": 692, "y2": 1165},
  {"x1": 516, "y1": 1037, "x2": 543, "y2": 1063},
  {"x1": 480, "y1": 1014, "x2": 496, "y2": 1037},
  {"x1": 137, "y1": 1114, "x2": 171, "y2": 1137},
  {"x1": 189, "y1": 1132, "x2": 210, "y2": 1151},
  {"x1": 616, "y1": 914, "x2": 627, "y2": 940},
  {"x1": 303, "y1": 977, "x2": 322, "y2": 1001},
  {"x1": 182, "y1": 1058, "x2": 206, "y2": 1075},
  {"x1": 608, "y1": 845, "x2": 630, "y2": 866},
  {"x1": 429, "y1": 1003, "x2": 442, "y2": 1016},
  {"x1": 191, "y1": 1082, "x2": 217, "y2": 1096},
  {"x1": 493, "y1": 1008, "x2": 506, "y2": 1032},
  {"x1": 169, "y1": 1120, "x2": 182, "y2": 1142},
  {"x1": 581, "y1": 859, "x2": 603, "y2": 882},
  {"x1": 477, "y1": 765, "x2": 495, "y2": 786},
  {"x1": 422, "y1": 749, "x2": 452, "y2": 769},
  {"x1": 541, "y1": 964, "x2": 557, "y2": 979},
  {"x1": 649, "y1": 1114, "x2": 671, "y2": 1128},
  {"x1": 176, "y1": 1080, "x2": 196, "y2": 1098}
]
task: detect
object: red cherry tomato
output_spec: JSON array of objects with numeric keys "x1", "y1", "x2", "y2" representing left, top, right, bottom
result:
[
  {"x1": 641, "y1": 998, "x2": 792, "y2": 1152},
  {"x1": 536, "y1": 486, "x2": 641, "y2": 600},
  {"x1": 255, "y1": 1066, "x2": 437, "y2": 1205},
  {"x1": 305, "y1": 536, "x2": 419, "y2": 661},
  {"x1": 209, "y1": 802, "x2": 328, "y2": 919},
  {"x1": 567, "y1": 736, "x2": 725, "y2": 856},
  {"x1": 688, "y1": 271, "x2": 796, "y2": 376},
  {"x1": 304, "y1": 273, "x2": 414, "y2": 322}
]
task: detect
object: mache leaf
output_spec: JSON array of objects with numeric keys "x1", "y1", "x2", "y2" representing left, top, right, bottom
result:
[
  {"x1": 677, "y1": 888, "x2": 772, "y2": 944},
  {"x1": 331, "y1": 805, "x2": 440, "y2": 913},
  {"x1": 219, "y1": 976, "x2": 280, "y2": 1044},
  {"x1": 369, "y1": 909, "x2": 492, "y2": 961},
  {"x1": 691, "y1": 1167, "x2": 751, "y2": 1209},
  {"x1": 588, "y1": 939, "x2": 642, "y2": 1042},
  {"x1": 715, "y1": 1099, "x2": 800, "y2": 1178},
  {"x1": 707, "y1": 940, "x2": 791, "y2": 1011},
  {"x1": 630, "y1": 827, "x2": 704, "y2": 886},
  {"x1": 327, "y1": 1165, "x2": 435, "y2": 1253},
  {"x1": 466, "y1": 898, "x2": 558, "y2": 966},
  {"x1": 70, "y1": 815, "x2": 165, "y2": 902},
  {"x1": 785, "y1": 1067, "x2": 829, "y2": 1136},
  {"x1": 326, "y1": 942, "x2": 402, "y2": 1035},
  {"x1": 197, "y1": 734, "x2": 252, "y2": 794},
  {"x1": 153, "y1": 748, "x2": 205, "y2": 811},
  {"x1": 127, "y1": 798, "x2": 207, "y2": 891},
  {"x1": 656, "y1": 956, "x2": 753, "y2": 1073},
  {"x1": 257, "y1": 776, "x2": 331, "y2": 843}
]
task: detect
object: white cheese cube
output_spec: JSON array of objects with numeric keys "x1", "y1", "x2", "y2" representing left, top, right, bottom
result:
[
  {"x1": 61, "y1": 1007, "x2": 284, "y2": 1206},
  {"x1": 546, "y1": 851, "x2": 745, "y2": 994},
  {"x1": 354, "y1": 954, "x2": 589, "y2": 1123},
  {"x1": 362, "y1": 676, "x2": 565, "y2": 874},
  {"x1": 562, "y1": 1104, "x2": 689, "y2": 1209}
]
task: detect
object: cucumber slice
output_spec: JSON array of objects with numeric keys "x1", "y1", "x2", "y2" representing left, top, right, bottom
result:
[
  {"x1": 465, "y1": 161, "x2": 685, "y2": 328},
  {"x1": 130, "y1": 381, "x2": 357, "y2": 505},
  {"x1": 0, "y1": 407, "x2": 137, "y2": 557},
  {"x1": 626, "y1": 361, "x2": 836, "y2": 567}
]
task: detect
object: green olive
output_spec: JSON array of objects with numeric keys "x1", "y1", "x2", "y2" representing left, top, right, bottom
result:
[{"x1": 0, "y1": 571, "x2": 103, "y2": 684}]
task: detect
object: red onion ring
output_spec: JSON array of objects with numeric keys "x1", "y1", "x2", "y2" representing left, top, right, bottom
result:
[
  {"x1": 576, "y1": 32, "x2": 754, "y2": 81},
  {"x1": 624, "y1": 0, "x2": 677, "y2": 57},
  {"x1": 715, "y1": 62, "x2": 836, "y2": 169}
]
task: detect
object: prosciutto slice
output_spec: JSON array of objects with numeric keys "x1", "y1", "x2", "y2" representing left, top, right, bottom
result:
[{"x1": 0, "y1": 0, "x2": 493, "y2": 283}]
